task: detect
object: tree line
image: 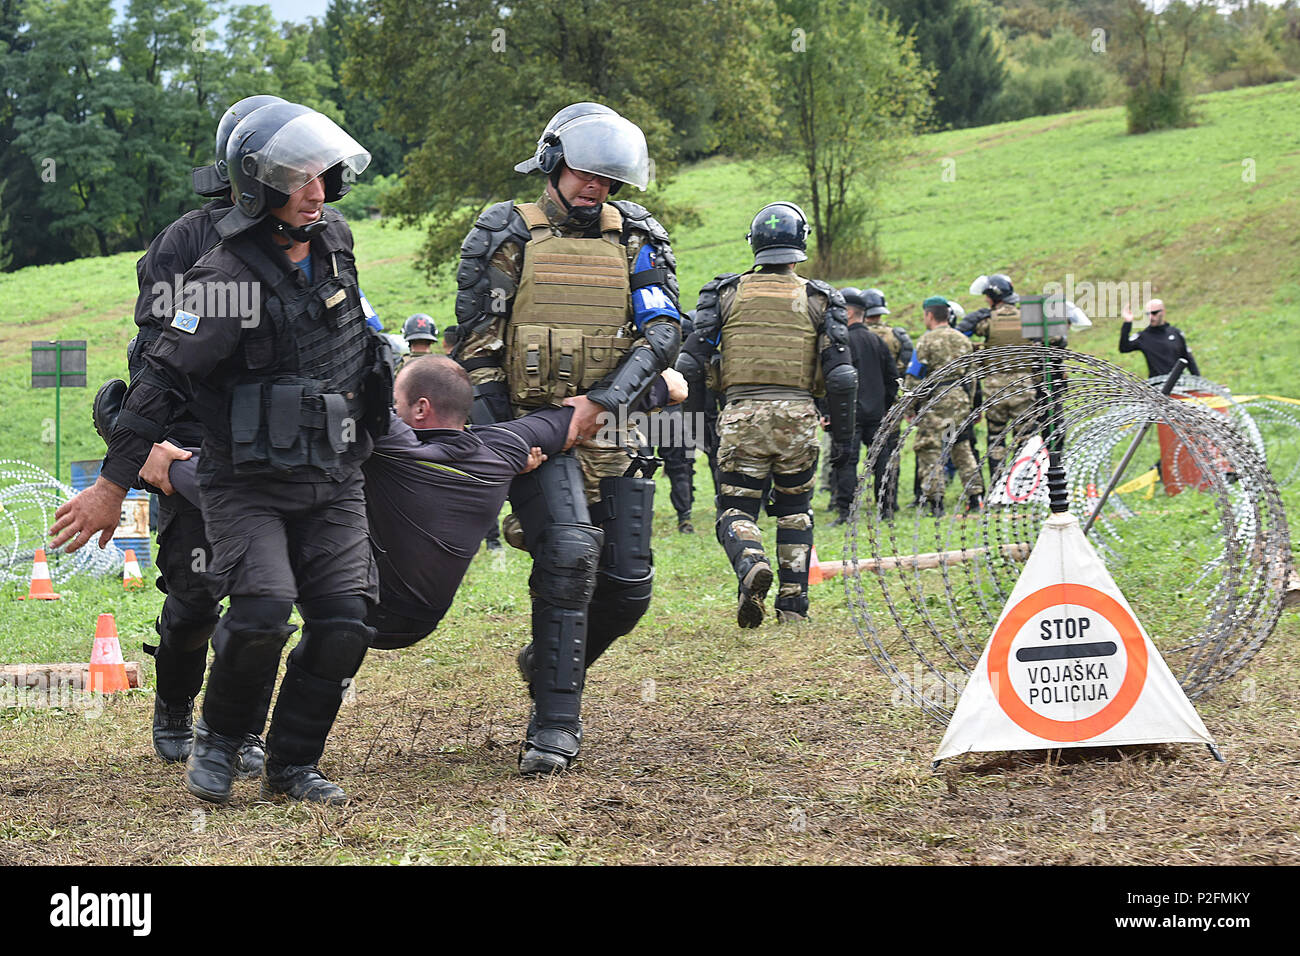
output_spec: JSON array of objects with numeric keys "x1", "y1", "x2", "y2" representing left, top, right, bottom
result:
[{"x1": 3, "y1": 0, "x2": 1298, "y2": 275}]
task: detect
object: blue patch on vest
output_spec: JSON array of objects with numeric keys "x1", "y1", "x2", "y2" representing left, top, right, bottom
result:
[{"x1": 171, "y1": 310, "x2": 200, "y2": 334}]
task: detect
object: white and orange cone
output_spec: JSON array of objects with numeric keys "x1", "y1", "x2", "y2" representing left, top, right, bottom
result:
[
  {"x1": 89, "y1": 613, "x2": 130, "y2": 694},
  {"x1": 122, "y1": 548, "x2": 144, "y2": 590},
  {"x1": 18, "y1": 548, "x2": 60, "y2": 600}
]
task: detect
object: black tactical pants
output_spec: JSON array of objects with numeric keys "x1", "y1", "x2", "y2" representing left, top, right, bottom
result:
[
  {"x1": 196, "y1": 465, "x2": 377, "y2": 765},
  {"x1": 150, "y1": 492, "x2": 222, "y2": 704},
  {"x1": 830, "y1": 417, "x2": 894, "y2": 520},
  {"x1": 658, "y1": 406, "x2": 695, "y2": 523}
]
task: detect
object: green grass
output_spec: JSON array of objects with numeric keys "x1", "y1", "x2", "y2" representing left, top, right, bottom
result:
[{"x1": 1, "y1": 83, "x2": 1299, "y2": 865}]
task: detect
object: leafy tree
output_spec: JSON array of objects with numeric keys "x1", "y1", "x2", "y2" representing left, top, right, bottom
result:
[
  {"x1": 883, "y1": 0, "x2": 1006, "y2": 128},
  {"x1": 1116, "y1": 0, "x2": 1207, "y2": 133},
  {"x1": 347, "y1": 0, "x2": 778, "y2": 278},
  {"x1": 763, "y1": 0, "x2": 932, "y2": 276}
]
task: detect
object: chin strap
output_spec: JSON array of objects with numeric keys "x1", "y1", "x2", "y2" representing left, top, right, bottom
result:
[
  {"x1": 547, "y1": 169, "x2": 603, "y2": 229},
  {"x1": 269, "y1": 217, "x2": 328, "y2": 243}
]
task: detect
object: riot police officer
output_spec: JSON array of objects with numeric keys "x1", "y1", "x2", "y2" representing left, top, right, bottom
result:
[
  {"x1": 54, "y1": 102, "x2": 390, "y2": 805},
  {"x1": 678, "y1": 202, "x2": 856, "y2": 626},
  {"x1": 92, "y1": 94, "x2": 287, "y2": 771},
  {"x1": 452, "y1": 102, "x2": 681, "y2": 775}
]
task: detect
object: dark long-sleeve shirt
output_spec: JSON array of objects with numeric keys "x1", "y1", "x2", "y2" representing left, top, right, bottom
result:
[
  {"x1": 1119, "y1": 321, "x2": 1200, "y2": 378},
  {"x1": 168, "y1": 405, "x2": 574, "y2": 627},
  {"x1": 847, "y1": 322, "x2": 898, "y2": 424},
  {"x1": 361, "y1": 406, "x2": 572, "y2": 623}
]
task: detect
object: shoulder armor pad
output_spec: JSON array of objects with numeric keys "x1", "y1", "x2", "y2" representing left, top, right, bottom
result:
[
  {"x1": 611, "y1": 200, "x2": 670, "y2": 243},
  {"x1": 319, "y1": 208, "x2": 353, "y2": 251},
  {"x1": 704, "y1": 272, "x2": 742, "y2": 294},
  {"x1": 475, "y1": 199, "x2": 516, "y2": 232},
  {"x1": 804, "y1": 277, "x2": 835, "y2": 300}
]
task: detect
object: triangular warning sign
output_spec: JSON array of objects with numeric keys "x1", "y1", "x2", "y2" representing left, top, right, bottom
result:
[{"x1": 935, "y1": 510, "x2": 1214, "y2": 761}]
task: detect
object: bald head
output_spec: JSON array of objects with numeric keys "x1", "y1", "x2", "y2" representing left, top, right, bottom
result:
[{"x1": 395, "y1": 355, "x2": 473, "y2": 429}]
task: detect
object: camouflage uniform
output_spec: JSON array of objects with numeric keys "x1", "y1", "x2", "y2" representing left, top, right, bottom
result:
[
  {"x1": 906, "y1": 325, "x2": 983, "y2": 506},
  {"x1": 866, "y1": 320, "x2": 913, "y2": 379},
  {"x1": 681, "y1": 270, "x2": 855, "y2": 624}
]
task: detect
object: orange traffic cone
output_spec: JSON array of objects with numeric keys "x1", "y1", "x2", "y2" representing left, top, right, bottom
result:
[
  {"x1": 18, "y1": 548, "x2": 60, "y2": 600},
  {"x1": 122, "y1": 549, "x2": 144, "y2": 589},
  {"x1": 808, "y1": 545, "x2": 824, "y2": 586},
  {"x1": 89, "y1": 613, "x2": 130, "y2": 694}
]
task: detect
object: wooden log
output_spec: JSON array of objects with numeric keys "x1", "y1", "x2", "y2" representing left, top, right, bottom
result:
[
  {"x1": 1284, "y1": 570, "x2": 1300, "y2": 610},
  {"x1": 0, "y1": 662, "x2": 141, "y2": 690},
  {"x1": 816, "y1": 543, "x2": 1031, "y2": 580}
]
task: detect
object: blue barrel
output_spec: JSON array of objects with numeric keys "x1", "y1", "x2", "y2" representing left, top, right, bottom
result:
[{"x1": 69, "y1": 459, "x2": 152, "y2": 570}]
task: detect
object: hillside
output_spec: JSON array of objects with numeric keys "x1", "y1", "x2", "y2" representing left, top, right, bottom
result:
[{"x1": 1, "y1": 80, "x2": 1297, "y2": 475}]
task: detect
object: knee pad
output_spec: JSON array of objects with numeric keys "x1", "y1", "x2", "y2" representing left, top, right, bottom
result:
[
  {"x1": 290, "y1": 617, "x2": 374, "y2": 681},
  {"x1": 225, "y1": 596, "x2": 295, "y2": 632},
  {"x1": 592, "y1": 476, "x2": 654, "y2": 581},
  {"x1": 716, "y1": 470, "x2": 765, "y2": 517},
  {"x1": 769, "y1": 464, "x2": 815, "y2": 516},
  {"x1": 588, "y1": 571, "x2": 654, "y2": 642},
  {"x1": 210, "y1": 609, "x2": 296, "y2": 676},
  {"x1": 157, "y1": 595, "x2": 220, "y2": 653},
  {"x1": 299, "y1": 596, "x2": 369, "y2": 624},
  {"x1": 530, "y1": 523, "x2": 603, "y2": 610}
]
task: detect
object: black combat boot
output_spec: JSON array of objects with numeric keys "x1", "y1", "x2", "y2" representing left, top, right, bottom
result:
[
  {"x1": 736, "y1": 556, "x2": 773, "y2": 629},
  {"x1": 152, "y1": 695, "x2": 194, "y2": 763},
  {"x1": 263, "y1": 648, "x2": 357, "y2": 805},
  {"x1": 236, "y1": 735, "x2": 266, "y2": 779},
  {"x1": 519, "y1": 707, "x2": 582, "y2": 776},
  {"x1": 185, "y1": 718, "x2": 244, "y2": 804}
]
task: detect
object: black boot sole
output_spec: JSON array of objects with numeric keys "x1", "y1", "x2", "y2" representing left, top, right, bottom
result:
[{"x1": 737, "y1": 563, "x2": 773, "y2": 629}]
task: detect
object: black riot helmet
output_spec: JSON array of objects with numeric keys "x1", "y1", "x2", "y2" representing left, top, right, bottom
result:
[
  {"x1": 747, "y1": 202, "x2": 810, "y2": 265},
  {"x1": 192, "y1": 94, "x2": 288, "y2": 198},
  {"x1": 970, "y1": 273, "x2": 1018, "y2": 304},
  {"x1": 515, "y1": 102, "x2": 651, "y2": 196},
  {"x1": 839, "y1": 287, "x2": 867, "y2": 311},
  {"x1": 217, "y1": 103, "x2": 370, "y2": 240},
  {"x1": 862, "y1": 288, "x2": 890, "y2": 317},
  {"x1": 402, "y1": 313, "x2": 437, "y2": 343}
]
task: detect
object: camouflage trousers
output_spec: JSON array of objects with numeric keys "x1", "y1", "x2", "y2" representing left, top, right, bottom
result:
[
  {"x1": 715, "y1": 398, "x2": 820, "y2": 609},
  {"x1": 981, "y1": 372, "x2": 1040, "y2": 474},
  {"x1": 914, "y1": 398, "x2": 984, "y2": 503}
]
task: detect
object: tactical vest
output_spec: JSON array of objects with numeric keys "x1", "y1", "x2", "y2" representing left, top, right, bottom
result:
[
  {"x1": 868, "y1": 322, "x2": 900, "y2": 363},
  {"x1": 204, "y1": 222, "x2": 391, "y2": 479},
  {"x1": 983, "y1": 302, "x2": 1023, "y2": 348},
  {"x1": 720, "y1": 273, "x2": 818, "y2": 392},
  {"x1": 506, "y1": 202, "x2": 632, "y2": 408}
]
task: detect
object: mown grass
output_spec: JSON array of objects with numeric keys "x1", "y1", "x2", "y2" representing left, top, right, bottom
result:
[{"x1": 1, "y1": 83, "x2": 1298, "y2": 864}]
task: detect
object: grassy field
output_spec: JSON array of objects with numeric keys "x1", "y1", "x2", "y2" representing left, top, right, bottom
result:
[{"x1": 1, "y1": 82, "x2": 1298, "y2": 864}]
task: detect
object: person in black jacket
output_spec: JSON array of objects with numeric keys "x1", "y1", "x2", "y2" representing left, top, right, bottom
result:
[
  {"x1": 829, "y1": 288, "x2": 899, "y2": 525},
  {"x1": 1119, "y1": 299, "x2": 1200, "y2": 379},
  {"x1": 54, "y1": 103, "x2": 386, "y2": 807}
]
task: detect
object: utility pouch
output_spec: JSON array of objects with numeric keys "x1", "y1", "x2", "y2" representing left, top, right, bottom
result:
[
  {"x1": 230, "y1": 383, "x2": 266, "y2": 469},
  {"x1": 507, "y1": 325, "x2": 550, "y2": 405},
  {"x1": 268, "y1": 383, "x2": 307, "y2": 468},
  {"x1": 581, "y1": 335, "x2": 631, "y2": 390},
  {"x1": 551, "y1": 328, "x2": 584, "y2": 399}
]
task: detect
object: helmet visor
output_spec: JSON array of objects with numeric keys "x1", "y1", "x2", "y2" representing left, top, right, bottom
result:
[
  {"x1": 969, "y1": 275, "x2": 989, "y2": 296},
  {"x1": 556, "y1": 114, "x2": 651, "y2": 190},
  {"x1": 250, "y1": 111, "x2": 371, "y2": 197}
]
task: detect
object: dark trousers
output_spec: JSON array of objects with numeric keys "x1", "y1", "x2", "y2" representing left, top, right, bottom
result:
[{"x1": 830, "y1": 417, "x2": 894, "y2": 518}]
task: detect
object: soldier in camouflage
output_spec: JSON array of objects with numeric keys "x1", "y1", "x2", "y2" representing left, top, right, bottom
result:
[
  {"x1": 678, "y1": 202, "x2": 856, "y2": 626},
  {"x1": 958, "y1": 273, "x2": 1057, "y2": 480},
  {"x1": 907, "y1": 297, "x2": 984, "y2": 515},
  {"x1": 453, "y1": 103, "x2": 681, "y2": 775}
]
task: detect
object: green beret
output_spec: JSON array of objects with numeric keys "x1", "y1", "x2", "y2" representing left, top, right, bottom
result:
[{"x1": 922, "y1": 295, "x2": 948, "y2": 309}]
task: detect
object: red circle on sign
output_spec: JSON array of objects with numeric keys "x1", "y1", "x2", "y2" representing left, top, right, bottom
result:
[
  {"x1": 1004, "y1": 453, "x2": 1043, "y2": 503},
  {"x1": 987, "y1": 583, "x2": 1148, "y2": 742}
]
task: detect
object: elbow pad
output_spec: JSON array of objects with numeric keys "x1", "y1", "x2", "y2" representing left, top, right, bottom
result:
[
  {"x1": 470, "y1": 381, "x2": 510, "y2": 426},
  {"x1": 823, "y1": 362, "x2": 858, "y2": 445},
  {"x1": 586, "y1": 322, "x2": 682, "y2": 411}
]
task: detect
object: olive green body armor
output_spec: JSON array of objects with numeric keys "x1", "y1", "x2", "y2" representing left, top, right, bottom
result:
[
  {"x1": 983, "y1": 302, "x2": 1023, "y2": 348},
  {"x1": 720, "y1": 273, "x2": 819, "y2": 393},
  {"x1": 506, "y1": 202, "x2": 632, "y2": 408}
]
